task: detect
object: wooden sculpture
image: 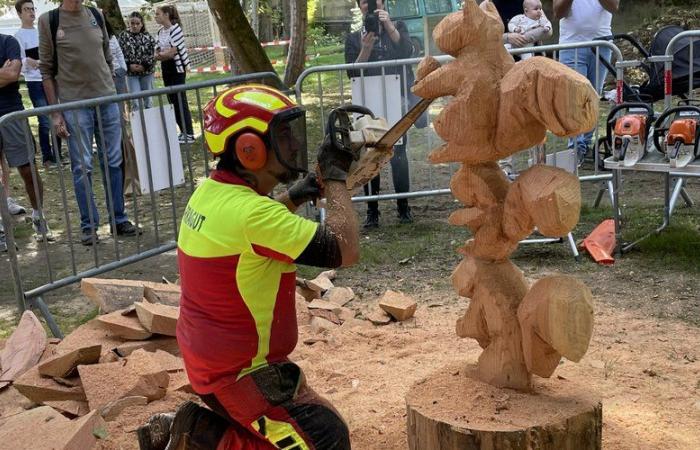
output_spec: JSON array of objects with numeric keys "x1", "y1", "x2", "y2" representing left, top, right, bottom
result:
[{"x1": 405, "y1": 2, "x2": 601, "y2": 448}]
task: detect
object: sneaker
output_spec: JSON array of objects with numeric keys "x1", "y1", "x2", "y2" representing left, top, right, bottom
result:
[
  {"x1": 33, "y1": 215, "x2": 55, "y2": 242},
  {"x1": 0, "y1": 233, "x2": 6, "y2": 253},
  {"x1": 398, "y1": 207, "x2": 414, "y2": 224},
  {"x1": 137, "y1": 412, "x2": 175, "y2": 450},
  {"x1": 43, "y1": 160, "x2": 59, "y2": 170},
  {"x1": 7, "y1": 197, "x2": 26, "y2": 215},
  {"x1": 363, "y1": 210, "x2": 380, "y2": 229},
  {"x1": 178, "y1": 133, "x2": 195, "y2": 144},
  {"x1": 80, "y1": 228, "x2": 99, "y2": 246},
  {"x1": 111, "y1": 220, "x2": 142, "y2": 236}
]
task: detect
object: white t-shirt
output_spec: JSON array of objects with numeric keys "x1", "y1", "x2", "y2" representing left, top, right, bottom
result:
[
  {"x1": 109, "y1": 36, "x2": 127, "y2": 72},
  {"x1": 559, "y1": 0, "x2": 612, "y2": 43},
  {"x1": 14, "y1": 27, "x2": 42, "y2": 82}
]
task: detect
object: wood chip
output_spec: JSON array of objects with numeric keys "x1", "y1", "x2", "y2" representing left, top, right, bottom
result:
[
  {"x1": 38, "y1": 344, "x2": 102, "y2": 378},
  {"x1": 378, "y1": 290, "x2": 417, "y2": 321},
  {"x1": 0, "y1": 311, "x2": 47, "y2": 383}
]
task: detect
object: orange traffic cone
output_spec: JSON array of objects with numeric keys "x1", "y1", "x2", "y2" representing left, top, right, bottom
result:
[{"x1": 582, "y1": 219, "x2": 616, "y2": 265}]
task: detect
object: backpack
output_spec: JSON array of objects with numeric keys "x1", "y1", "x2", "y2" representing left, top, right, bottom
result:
[{"x1": 48, "y1": 6, "x2": 105, "y2": 77}]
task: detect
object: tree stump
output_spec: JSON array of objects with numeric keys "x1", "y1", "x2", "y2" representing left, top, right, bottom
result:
[{"x1": 406, "y1": 363, "x2": 602, "y2": 450}]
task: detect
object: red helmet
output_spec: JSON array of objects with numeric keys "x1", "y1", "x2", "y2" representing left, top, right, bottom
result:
[{"x1": 203, "y1": 84, "x2": 307, "y2": 173}]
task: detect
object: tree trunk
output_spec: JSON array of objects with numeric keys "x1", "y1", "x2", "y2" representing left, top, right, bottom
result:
[
  {"x1": 406, "y1": 363, "x2": 603, "y2": 450},
  {"x1": 208, "y1": 0, "x2": 274, "y2": 75},
  {"x1": 96, "y1": 0, "x2": 125, "y2": 33},
  {"x1": 250, "y1": 0, "x2": 259, "y2": 37},
  {"x1": 283, "y1": 0, "x2": 307, "y2": 86}
]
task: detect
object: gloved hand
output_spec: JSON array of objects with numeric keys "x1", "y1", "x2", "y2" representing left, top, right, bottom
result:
[
  {"x1": 316, "y1": 135, "x2": 354, "y2": 182},
  {"x1": 288, "y1": 172, "x2": 322, "y2": 206}
]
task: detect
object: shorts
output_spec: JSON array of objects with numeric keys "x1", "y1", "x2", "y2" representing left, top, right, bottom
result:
[{"x1": 0, "y1": 117, "x2": 35, "y2": 168}]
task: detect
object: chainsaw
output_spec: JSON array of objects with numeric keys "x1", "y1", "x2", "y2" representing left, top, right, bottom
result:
[
  {"x1": 605, "y1": 103, "x2": 654, "y2": 167},
  {"x1": 653, "y1": 105, "x2": 700, "y2": 169},
  {"x1": 322, "y1": 98, "x2": 434, "y2": 190}
]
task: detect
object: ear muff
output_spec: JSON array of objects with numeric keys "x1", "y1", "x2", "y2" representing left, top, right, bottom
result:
[{"x1": 235, "y1": 133, "x2": 267, "y2": 171}]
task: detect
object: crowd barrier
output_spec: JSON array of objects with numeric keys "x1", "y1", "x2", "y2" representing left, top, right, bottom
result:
[{"x1": 0, "y1": 72, "x2": 282, "y2": 337}]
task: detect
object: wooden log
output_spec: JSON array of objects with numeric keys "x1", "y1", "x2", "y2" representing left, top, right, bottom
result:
[
  {"x1": 81, "y1": 278, "x2": 148, "y2": 313},
  {"x1": 518, "y1": 276, "x2": 594, "y2": 377},
  {"x1": 143, "y1": 284, "x2": 181, "y2": 306},
  {"x1": 96, "y1": 309, "x2": 153, "y2": 340},
  {"x1": 406, "y1": 363, "x2": 602, "y2": 450},
  {"x1": 135, "y1": 302, "x2": 179, "y2": 336},
  {"x1": 0, "y1": 311, "x2": 47, "y2": 385},
  {"x1": 13, "y1": 365, "x2": 86, "y2": 403},
  {"x1": 38, "y1": 344, "x2": 102, "y2": 378}
]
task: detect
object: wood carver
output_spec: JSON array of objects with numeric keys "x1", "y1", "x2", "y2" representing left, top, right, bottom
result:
[{"x1": 405, "y1": 1, "x2": 602, "y2": 448}]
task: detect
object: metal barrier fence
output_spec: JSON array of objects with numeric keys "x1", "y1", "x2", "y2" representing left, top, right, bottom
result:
[
  {"x1": 294, "y1": 40, "x2": 624, "y2": 208},
  {"x1": 0, "y1": 72, "x2": 282, "y2": 337}
]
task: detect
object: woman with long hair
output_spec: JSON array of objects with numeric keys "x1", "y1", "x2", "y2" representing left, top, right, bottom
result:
[
  {"x1": 155, "y1": 4, "x2": 194, "y2": 143},
  {"x1": 118, "y1": 11, "x2": 156, "y2": 109}
]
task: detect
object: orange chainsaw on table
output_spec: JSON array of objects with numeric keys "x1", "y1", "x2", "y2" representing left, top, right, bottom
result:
[
  {"x1": 653, "y1": 105, "x2": 700, "y2": 168},
  {"x1": 604, "y1": 103, "x2": 654, "y2": 167}
]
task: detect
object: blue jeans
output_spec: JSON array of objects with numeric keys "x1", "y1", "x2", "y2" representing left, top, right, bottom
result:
[
  {"x1": 27, "y1": 81, "x2": 61, "y2": 163},
  {"x1": 127, "y1": 73, "x2": 155, "y2": 109},
  {"x1": 64, "y1": 103, "x2": 128, "y2": 231},
  {"x1": 559, "y1": 46, "x2": 612, "y2": 157}
]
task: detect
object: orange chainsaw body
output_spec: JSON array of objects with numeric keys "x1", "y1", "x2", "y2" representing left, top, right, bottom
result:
[
  {"x1": 614, "y1": 115, "x2": 647, "y2": 140},
  {"x1": 666, "y1": 119, "x2": 697, "y2": 145}
]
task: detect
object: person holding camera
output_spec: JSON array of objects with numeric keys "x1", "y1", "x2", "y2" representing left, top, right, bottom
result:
[{"x1": 345, "y1": 0, "x2": 415, "y2": 228}]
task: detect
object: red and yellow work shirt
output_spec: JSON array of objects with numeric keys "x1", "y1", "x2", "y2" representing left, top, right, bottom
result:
[{"x1": 176, "y1": 170, "x2": 318, "y2": 394}]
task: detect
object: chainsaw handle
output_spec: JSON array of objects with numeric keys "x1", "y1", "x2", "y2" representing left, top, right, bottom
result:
[
  {"x1": 325, "y1": 105, "x2": 376, "y2": 154},
  {"x1": 605, "y1": 102, "x2": 654, "y2": 149},
  {"x1": 652, "y1": 105, "x2": 700, "y2": 154}
]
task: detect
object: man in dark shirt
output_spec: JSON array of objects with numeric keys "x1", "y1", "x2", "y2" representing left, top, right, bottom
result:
[
  {"x1": 0, "y1": 33, "x2": 52, "y2": 246},
  {"x1": 345, "y1": 0, "x2": 415, "y2": 228}
]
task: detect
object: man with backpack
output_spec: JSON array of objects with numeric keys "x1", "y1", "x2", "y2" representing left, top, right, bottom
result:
[{"x1": 38, "y1": 0, "x2": 139, "y2": 245}]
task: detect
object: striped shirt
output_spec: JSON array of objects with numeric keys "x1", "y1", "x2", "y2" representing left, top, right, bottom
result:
[{"x1": 157, "y1": 23, "x2": 190, "y2": 73}]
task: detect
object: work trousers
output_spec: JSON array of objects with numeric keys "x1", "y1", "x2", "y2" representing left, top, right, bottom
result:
[
  {"x1": 201, "y1": 362, "x2": 351, "y2": 450},
  {"x1": 363, "y1": 141, "x2": 410, "y2": 213}
]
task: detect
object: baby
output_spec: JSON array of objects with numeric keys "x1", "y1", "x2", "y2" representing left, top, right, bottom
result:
[{"x1": 505, "y1": 0, "x2": 553, "y2": 60}]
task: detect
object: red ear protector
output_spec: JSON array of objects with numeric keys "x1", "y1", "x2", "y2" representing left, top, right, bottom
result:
[{"x1": 235, "y1": 132, "x2": 267, "y2": 171}]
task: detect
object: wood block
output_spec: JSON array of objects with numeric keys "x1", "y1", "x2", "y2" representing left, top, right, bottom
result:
[
  {"x1": 309, "y1": 273, "x2": 334, "y2": 292},
  {"x1": 144, "y1": 284, "x2": 181, "y2": 306},
  {"x1": 55, "y1": 320, "x2": 125, "y2": 359},
  {"x1": 406, "y1": 363, "x2": 602, "y2": 450},
  {"x1": 61, "y1": 410, "x2": 106, "y2": 450},
  {"x1": 78, "y1": 361, "x2": 170, "y2": 411},
  {"x1": 322, "y1": 287, "x2": 355, "y2": 306},
  {"x1": 96, "y1": 309, "x2": 153, "y2": 340},
  {"x1": 0, "y1": 310, "x2": 47, "y2": 383},
  {"x1": 168, "y1": 370, "x2": 194, "y2": 394},
  {"x1": 99, "y1": 395, "x2": 148, "y2": 422},
  {"x1": 307, "y1": 299, "x2": 342, "y2": 312},
  {"x1": 135, "y1": 302, "x2": 179, "y2": 336},
  {"x1": 378, "y1": 290, "x2": 417, "y2": 321},
  {"x1": 518, "y1": 275, "x2": 594, "y2": 377},
  {"x1": 318, "y1": 270, "x2": 336, "y2": 281},
  {"x1": 81, "y1": 278, "x2": 148, "y2": 313},
  {"x1": 309, "y1": 309, "x2": 342, "y2": 325},
  {"x1": 0, "y1": 405, "x2": 69, "y2": 448},
  {"x1": 310, "y1": 316, "x2": 337, "y2": 333},
  {"x1": 126, "y1": 349, "x2": 184, "y2": 373},
  {"x1": 113, "y1": 336, "x2": 179, "y2": 358},
  {"x1": 38, "y1": 344, "x2": 102, "y2": 378},
  {"x1": 366, "y1": 307, "x2": 392, "y2": 326},
  {"x1": 13, "y1": 365, "x2": 86, "y2": 403},
  {"x1": 337, "y1": 307, "x2": 355, "y2": 323},
  {"x1": 44, "y1": 400, "x2": 90, "y2": 418}
]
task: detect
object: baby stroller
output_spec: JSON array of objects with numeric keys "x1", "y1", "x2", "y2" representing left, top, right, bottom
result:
[{"x1": 602, "y1": 25, "x2": 700, "y2": 104}]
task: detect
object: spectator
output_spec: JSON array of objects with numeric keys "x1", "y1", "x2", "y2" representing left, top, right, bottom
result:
[
  {"x1": 0, "y1": 32, "x2": 53, "y2": 242},
  {"x1": 154, "y1": 5, "x2": 194, "y2": 144},
  {"x1": 118, "y1": 11, "x2": 156, "y2": 109},
  {"x1": 105, "y1": 19, "x2": 127, "y2": 95},
  {"x1": 345, "y1": 0, "x2": 415, "y2": 228},
  {"x1": 554, "y1": 0, "x2": 619, "y2": 165},
  {"x1": 506, "y1": 0, "x2": 552, "y2": 59},
  {"x1": 14, "y1": 0, "x2": 63, "y2": 170},
  {"x1": 39, "y1": 0, "x2": 140, "y2": 245}
]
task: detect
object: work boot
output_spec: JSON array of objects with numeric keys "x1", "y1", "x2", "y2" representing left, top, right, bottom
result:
[
  {"x1": 363, "y1": 209, "x2": 380, "y2": 229},
  {"x1": 164, "y1": 401, "x2": 229, "y2": 450},
  {"x1": 137, "y1": 412, "x2": 175, "y2": 450},
  {"x1": 397, "y1": 200, "x2": 413, "y2": 224}
]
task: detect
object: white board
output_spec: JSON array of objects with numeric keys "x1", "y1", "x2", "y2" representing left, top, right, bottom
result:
[
  {"x1": 546, "y1": 148, "x2": 577, "y2": 174},
  {"x1": 351, "y1": 75, "x2": 403, "y2": 145},
  {"x1": 130, "y1": 105, "x2": 185, "y2": 194}
]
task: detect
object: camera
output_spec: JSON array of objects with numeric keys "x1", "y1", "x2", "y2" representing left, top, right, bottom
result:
[{"x1": 363, "y1": 0, "x2": 380, "y2": 34}]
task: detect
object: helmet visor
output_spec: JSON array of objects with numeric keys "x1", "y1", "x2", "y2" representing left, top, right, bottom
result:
[{"x1": 269, "y1": 108, "x2": 308, "y2": 174}]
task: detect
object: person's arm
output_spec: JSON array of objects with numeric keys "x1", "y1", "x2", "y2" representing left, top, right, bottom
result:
[
  {"x1": 553, "y1": 0, "x2": 573, "y2": 19},
  {"x1": 142, "y1": 35, "x2": 156, "y2": 71},
  {"x1": 38, "y1": 15, "x2": 69, "y2": 138},
  {"x1": 344, "y1": 31, "x2": 371, "y2": 78},
  {"x1": 599, "y1": 0, "x2": 619, "y2": 13},
  {"x1": 275, "y1": 172, "x2": 322, "y2": 212},
  {"x1": 387, "y1": 20, "x2": 413, "y2": 59},
  {"x1": 0, "y1": 60, "x2": 21, "y2": 88},
  {"x1": 523, "y1": 17, "x2": 553, "y2": 43},
  {"x1": 376, "y1": 9, "x2": 401, "y2": 45},
  {"x1": 98, "y1": 13, "x2": 114, "y2": 74}
]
